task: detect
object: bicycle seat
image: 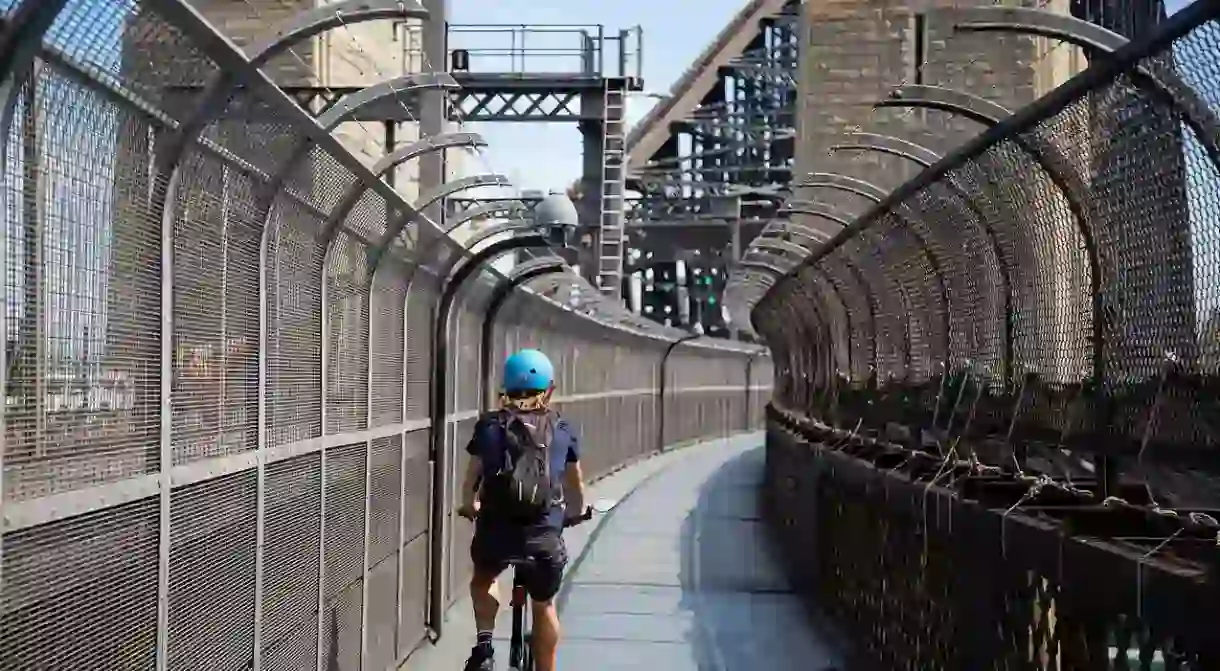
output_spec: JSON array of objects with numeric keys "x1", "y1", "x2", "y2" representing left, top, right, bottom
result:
[{"x1": 505, "y1": 556, "x2": 537, "y2": 568}]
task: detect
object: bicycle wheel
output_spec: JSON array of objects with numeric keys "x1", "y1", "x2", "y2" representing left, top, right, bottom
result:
[{"x1": 521, "y1": 633, "x2": 534, "y2": 671}]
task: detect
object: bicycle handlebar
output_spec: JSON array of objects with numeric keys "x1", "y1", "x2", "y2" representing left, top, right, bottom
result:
[
  {"x1": 456, "y1": 505, "x2": 594, "y2": 527},
  {"x1": 563, "y1": 505, "x2": 594, "y2": 528}
]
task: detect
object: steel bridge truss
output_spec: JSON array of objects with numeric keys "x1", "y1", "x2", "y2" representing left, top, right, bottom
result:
[
  {"x1": 631, "y1": 0, "x2": 799, "y2": 202},
  {"x1": 280, "y1": 78, "x2": 596, "y2": 123}
]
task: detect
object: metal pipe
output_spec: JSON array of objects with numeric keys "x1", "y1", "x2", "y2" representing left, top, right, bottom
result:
[
  {"x1": 656, "y1": 330, "x2": 705, "y2": 452},
  {"x1": 745, "y1": 349, "x2": 763, "y2": 431},
  {"x1": 427, "y1": 234, "x2": 548, "y2": 639},
  {"x1": 480, "y1": 262, "x2": 568, "y2": 411}
]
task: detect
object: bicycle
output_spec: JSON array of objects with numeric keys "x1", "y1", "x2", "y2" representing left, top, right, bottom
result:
[
  {"x1": 503, "y1": 508, "x2": 592, "y2": 670},
  {"x1": 458, "y1": 502, "x2": 608, "y2": 671}
]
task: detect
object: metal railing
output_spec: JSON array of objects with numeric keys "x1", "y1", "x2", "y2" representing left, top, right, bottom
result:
[
  {"x1": 446, "y1": 24, "x2": 644, "y2": 80},
  {"x1": 0, "y1": 1, "x2": 766, "y2": 669},
  {"x1": 754, "y1": 1, "x2": 1220, "y2": 668}
]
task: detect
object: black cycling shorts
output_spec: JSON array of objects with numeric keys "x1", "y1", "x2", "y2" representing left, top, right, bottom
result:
[{"x1": 470, "y1": 521, "x2": 568, "y2": 602}]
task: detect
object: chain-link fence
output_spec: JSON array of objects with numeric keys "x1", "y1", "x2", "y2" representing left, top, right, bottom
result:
[
  {"x1": 0, "y1": 1, "x2": 772, "y2": 669},
  {"x1": 754, "y1": 2, "x2": 1220, "y2": 668}
]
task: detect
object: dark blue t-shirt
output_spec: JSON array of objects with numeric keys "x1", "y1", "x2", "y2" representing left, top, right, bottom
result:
[{"x1": 466, "y1": 410, "x2": 581, "y2": 530}]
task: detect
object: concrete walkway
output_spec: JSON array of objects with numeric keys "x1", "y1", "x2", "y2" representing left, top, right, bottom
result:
[{"x1": 404, "y1": 433, "x2": 843, "y2": 670}]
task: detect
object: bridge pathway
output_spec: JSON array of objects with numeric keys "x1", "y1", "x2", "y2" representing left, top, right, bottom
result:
[{"x1": 404, "y1": 433, "x2": 844, "y2": 670}]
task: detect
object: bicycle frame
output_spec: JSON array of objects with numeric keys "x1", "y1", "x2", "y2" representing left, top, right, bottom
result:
[
  {"x1": 461, "y1": 505, "x2": 596, "y2": 671},
  {"x1": 508, "y1": 567, "x2": 533, "y2": 671}
]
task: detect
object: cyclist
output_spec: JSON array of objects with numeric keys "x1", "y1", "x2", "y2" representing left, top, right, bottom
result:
[{"x1": 457, "y1": 348, "x2": 587, "y2": 671}]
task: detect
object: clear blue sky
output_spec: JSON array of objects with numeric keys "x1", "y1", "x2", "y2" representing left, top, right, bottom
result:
[{"x1": 446, "y1": 0, "x2": 746, "y2": 192}]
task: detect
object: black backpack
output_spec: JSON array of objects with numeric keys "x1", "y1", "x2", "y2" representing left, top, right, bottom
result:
[{"x1": 482, "y1": 409, "x2": 559, "y2": 522}]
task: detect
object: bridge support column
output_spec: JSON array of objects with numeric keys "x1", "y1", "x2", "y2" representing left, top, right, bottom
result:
[{"x1": 421, "y1": 0, "x2": 448, "y2": 225}]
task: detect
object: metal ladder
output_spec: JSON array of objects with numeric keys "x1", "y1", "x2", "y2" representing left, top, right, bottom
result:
[{"x1": 596, "y1": 79, "x2": 627, "y2": 297}]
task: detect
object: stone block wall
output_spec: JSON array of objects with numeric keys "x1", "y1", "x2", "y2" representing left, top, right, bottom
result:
[
  {"x1": 793, "y1": 0, "x2": 1087, "y2": 231},
  {"x1": 191, "y1": 1, "x2": 461, "y2": 205}
]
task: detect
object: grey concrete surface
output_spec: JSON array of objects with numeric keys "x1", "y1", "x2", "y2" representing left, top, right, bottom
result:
[{"x1": 402, "y1": 432, "x2": 843, "y2": 670}]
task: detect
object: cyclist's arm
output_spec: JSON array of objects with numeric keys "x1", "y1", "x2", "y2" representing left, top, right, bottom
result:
[
  {"x1": 461, "y1": 420, "x2": 489, "y2": 512},
  {"x1": 562, "y1": 421, "x2": 585, "y2": 517},
  {"x1": 563, "y1": 460, "x2": 585, "y2": 517},
  {"x1": 461, "y1": 453, "x2": 483, "y2": 511}
]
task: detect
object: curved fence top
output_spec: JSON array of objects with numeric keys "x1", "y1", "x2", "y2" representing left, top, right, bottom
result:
[
  {"x1": 0, "y1": 3, "x2": 770, "y2": 670},
  {"x1": 751, "y1": 2, "x2": 1220, "y2": 504}
]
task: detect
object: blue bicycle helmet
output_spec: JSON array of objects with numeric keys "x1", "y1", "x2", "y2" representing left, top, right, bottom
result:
[{"x1": 502, "y1": 348, "x2": 554, "y2": 393}]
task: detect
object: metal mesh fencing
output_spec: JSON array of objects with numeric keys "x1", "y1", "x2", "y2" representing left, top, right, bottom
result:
[
  {"x1": 756, "y1": 4, "x2": 1220, "y2": 669},
  {"x1": 0, "y1": 1, "x2": 772, "y2": 669}
]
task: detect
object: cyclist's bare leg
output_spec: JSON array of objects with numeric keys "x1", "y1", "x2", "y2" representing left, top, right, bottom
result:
[
  {"x1": 470, "y1": 567, "x2": 501, "y2": 632},
  {"x1": 530, "y1": 599, "x2": 561, "y2": 671}
]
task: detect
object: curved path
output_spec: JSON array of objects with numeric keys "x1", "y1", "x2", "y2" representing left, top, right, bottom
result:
[{"x1": 405, "y1": 433, "x2": 843, "y2": 670}]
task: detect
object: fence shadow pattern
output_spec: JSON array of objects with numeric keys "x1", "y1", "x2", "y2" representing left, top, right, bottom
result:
[
  {"x1": 755, "y1": 4, "x2": 1220, "y2": 670},
  {"x1": 0, "y1": 1, "x2": 772, "y2": 670}
]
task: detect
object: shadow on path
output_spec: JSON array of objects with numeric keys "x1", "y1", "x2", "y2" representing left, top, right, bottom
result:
[{"x1": 557, "y1": 439, "x2": 844, "y2": 670}]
